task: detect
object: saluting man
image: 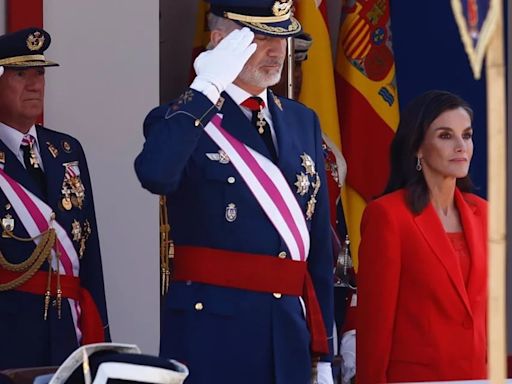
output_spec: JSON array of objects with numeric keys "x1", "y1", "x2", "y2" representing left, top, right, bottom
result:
[
  {"x1": 135, "y1": 1, "x2": 334, "y2": 383},
  {"x1": 0, "y1": 28, "x2": 109, "y2": 369}
]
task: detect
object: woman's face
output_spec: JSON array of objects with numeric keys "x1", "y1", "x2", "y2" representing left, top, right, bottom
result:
[{"x1": 417, "y1": 107, "x2": 473, "y2": 181}]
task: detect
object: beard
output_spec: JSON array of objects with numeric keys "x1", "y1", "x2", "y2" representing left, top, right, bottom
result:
[{"x1": 237, "y1": 58, "x2": 284, "y2": 89}]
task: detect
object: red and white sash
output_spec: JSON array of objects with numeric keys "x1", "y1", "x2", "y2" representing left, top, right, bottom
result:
[
  {"x1": 0, "y1": 168, "x2": 82, "y2": 342},
  {"x1": 205, "y1": 114, "x2": 310, "y2": 262}
]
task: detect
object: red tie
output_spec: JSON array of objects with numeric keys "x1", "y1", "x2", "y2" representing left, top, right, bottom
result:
[{"x1": 241, "y1": 96, "x2": 277, "y2": 162}]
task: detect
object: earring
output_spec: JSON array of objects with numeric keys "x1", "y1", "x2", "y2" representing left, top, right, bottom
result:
[{"x1": 416, "y1": 157, "x2": 422, "y2": 171}]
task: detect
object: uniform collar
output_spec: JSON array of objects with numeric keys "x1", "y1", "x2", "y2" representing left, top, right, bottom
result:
[
  {"x1": 225, "y1": 83, "x2": 268, "y2": 108},
  {"x1": 0, "y1": 122, "x2": 39, "y2": 156}
]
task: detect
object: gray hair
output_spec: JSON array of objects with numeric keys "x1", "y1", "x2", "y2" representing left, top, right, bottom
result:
[{"x1": 206, "y1": 13, "x2": 240, "y2": 49}]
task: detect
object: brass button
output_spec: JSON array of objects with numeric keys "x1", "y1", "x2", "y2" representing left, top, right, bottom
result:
[
  {"x1": 278, "y1": 251, "x2": 287, "y2": 259},
  {"x1": 227, "y1": 176, "x2": 236, "y2": 184},
  {"x1": 194, "y1": 302, "x2": 204, "y2": 311},
  {"x1": 273, "y1": 293, "x2": 282, "y2": 299}
]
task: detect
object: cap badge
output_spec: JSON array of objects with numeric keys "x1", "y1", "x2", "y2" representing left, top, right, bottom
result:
[
  {"x1": 272, "y1": 0, "x2": 293, "y2": 17},
  {"x1": 26, "y1": 31, "x2": 45, "y2": 51}
]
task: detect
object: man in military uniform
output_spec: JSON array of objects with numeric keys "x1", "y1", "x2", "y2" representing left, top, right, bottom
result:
[
  {"x1": 135, "y1": 1, "x2": 334, "y2": 383},
  {"x1": 0, "y1": 28, "x2": 109, "y2": 369}
]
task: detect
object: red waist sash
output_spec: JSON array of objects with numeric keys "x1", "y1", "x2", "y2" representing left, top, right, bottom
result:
[
  {"x1": 0, "y1": 270, "x2": 105, "y2": 344},
  {"x1": 173, "y1": 245, "x2": 329, "y2": 355}
]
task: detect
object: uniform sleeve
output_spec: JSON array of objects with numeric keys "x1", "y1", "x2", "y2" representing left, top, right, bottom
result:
[
  {"x1": 75, "y1": 140, "x2": 110, "y2": 341},
  {"x1": 134, "y1": 89, "x2": 219, "y2": 195},
  {"x1": 308, "y1": 111, "x2": 334, "y2": 362},
  {"x1": 356, "y1": 200, "x2": 400, "y2": 384}
]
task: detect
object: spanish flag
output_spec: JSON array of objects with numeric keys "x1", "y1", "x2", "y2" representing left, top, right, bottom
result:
[
  {"x1": 295, "y1": 0, "x2": 342, "y2": 151},
  {"x1": 335, "y1": 0, "x2": 399, "y2": 268}
]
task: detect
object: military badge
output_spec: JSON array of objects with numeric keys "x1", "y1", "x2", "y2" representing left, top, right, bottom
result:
[
  {"x1": 0, "y1": 151, "x2": 5, "y2": 164},
  {"x1": 272, "y1": 0, "x2": 293, "y2": 16},
  {"x1": 300, "y1": 153, "x2": 316, "y2": 176},
  {"x1": 294, "y1": 172, "x2": 310, "y2": 196},
  {"x1": 225, "y1": 203, "x2": 237, "y2": 222},
  {"x1": 61, "y1": 140, "x2": 72, "y2": 153},
  {"x1": 273, "y1": 95, "x2": 283, "y2": 111},
  {"x1": 206, "y1": 150, "x2": 230, "y2": 164},
  {"x1": 1, "y1": 214, "x2": 14, "y2": 232},
  {"x1": 295, "y1": 153, "x2": 321, "y2": 220},
  {"x1": 26, "y1": 31, "x2": 45, "y2": 51},
  {"x1": 46, "y1": 142, "x2": 59, "y2": 158},
  {"x1": 451, "y1": 0, "x2": 500, "y2": 79}
]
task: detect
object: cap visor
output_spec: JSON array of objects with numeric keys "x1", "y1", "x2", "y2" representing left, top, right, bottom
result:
[{"x1": 4, "y1": 60, "x2": 59, "y2": 68}]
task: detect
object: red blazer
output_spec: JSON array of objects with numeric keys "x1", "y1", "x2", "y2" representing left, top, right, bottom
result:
[{"x1": 356, "y1": 188, "x2": 487, "y2": 383}]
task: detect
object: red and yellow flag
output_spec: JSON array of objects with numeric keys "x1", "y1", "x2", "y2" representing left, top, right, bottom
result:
[
  {"x1": 335, "y1": 0, "x2": 399, "y2": 267},
  {"x1": 295, "y1": 0, "x2": 341, "y2": 150}
]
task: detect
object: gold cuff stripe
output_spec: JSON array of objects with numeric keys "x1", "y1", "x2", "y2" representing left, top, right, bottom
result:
[
  {"x1": 0, "y1": 54, "x2": 46, "y2": 65},
  {"x1": 224, "y1": 11, "x2": 290, "y2": 23}
]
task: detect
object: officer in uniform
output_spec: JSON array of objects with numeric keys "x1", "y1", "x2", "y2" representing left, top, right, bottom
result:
[
  {"x1": 0, "y1": 28, "x2": 109, "y2": 369},
  {"x1": 135, "y1": 1, "x2": 334, "y2": 383}
]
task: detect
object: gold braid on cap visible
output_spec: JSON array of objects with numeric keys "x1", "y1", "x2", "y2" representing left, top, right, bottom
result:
[
  {"x1": 0, "y1": 54, "x2": 46, "y2": 65},
  {"x1": 224, "y1": 11, "x2": 290, "y2": 23}
]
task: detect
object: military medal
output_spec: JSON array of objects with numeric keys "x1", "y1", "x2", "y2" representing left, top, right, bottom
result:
[
  {"x1": 71, "y1": 220, "x2": 81, "y2": 241},
  {"x1": 0, "y1": 151, "x2": 5, "y2": 164},
  {"x1": 295, "y1": 153, "x2": 321, "y2": 220},
  {"x1": 256, "y1": 110, "x2": 266, "y2": 134},
  {"x1": 61, "y1": 197, "x2": 72, "y2": 210},
  {"x1": 79, "y1": 220, "x2": 92, "y2": 258},
  {"x1": 61, "y1": 162, "x2": 86, "y2": 209}
]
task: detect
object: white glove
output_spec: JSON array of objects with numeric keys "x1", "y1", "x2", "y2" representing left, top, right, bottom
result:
[
  {"x1": 0, "y1": 66, "x2": 3, "y2": 77},
  {"x1": 316, "y1": 362, "x2": 334, "y2": 384},
  {"x1": 340, "y1": 330, "x2": 356, "y2": 384},
  {"x1": 191, "y1": 27, "x2": 256, "y2": 103}
]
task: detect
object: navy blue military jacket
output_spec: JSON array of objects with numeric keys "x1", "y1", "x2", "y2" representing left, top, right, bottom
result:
[
  {"x1": 135, "y1": 89, "x2": 333, "y2": 384},
  {"x1": 0, "y1": 125, "x2": 109, "y2": 369}
]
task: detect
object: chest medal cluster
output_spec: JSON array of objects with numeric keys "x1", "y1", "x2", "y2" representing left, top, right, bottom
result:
[
  {"x1": 60, "y1": 161, "x2": 85, "y2": 211},
  {"x1": 294, "y1": 153, "x2": 321, "y2": 220}
]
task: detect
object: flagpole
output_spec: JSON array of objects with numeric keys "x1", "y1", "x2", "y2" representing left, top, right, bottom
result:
[
  {"x1": 486, "y1": 0, "x2": 507, "y2": 381},
  {"x1": 287, "y1": 36, "x2": 294, "y2": 99}
]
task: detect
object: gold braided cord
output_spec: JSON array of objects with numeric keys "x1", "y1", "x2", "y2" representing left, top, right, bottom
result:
[
  {"x1": 0, "y1": 228, "x2": 56, "y2": 291},
  {"x1": 0, "y1": 229, "x2": 52, "y2": 271},
  {"x1": 160, "y1": 195, "x2": 172, "y2": 295}
]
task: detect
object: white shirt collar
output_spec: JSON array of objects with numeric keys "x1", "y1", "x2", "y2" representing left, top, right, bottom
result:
[
  {"x1": 225, "y1": 83, "x2": 268, "y2": 108},
  {"x1": 0, "y1": 123, "x2": 39, "y2": 155}
]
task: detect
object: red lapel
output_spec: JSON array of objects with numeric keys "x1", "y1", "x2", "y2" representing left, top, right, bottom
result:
[
  {"x1": 414, "y1": 190, "x2": 472, "y2": 316},
  {"x1": 454, "y1": 189, "x2": 486, "y2": 302}
]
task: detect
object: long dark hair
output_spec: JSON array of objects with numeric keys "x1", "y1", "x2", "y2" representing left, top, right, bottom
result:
[{"x1": 384, "y1": 90, "x2": 474, "y2": 214}]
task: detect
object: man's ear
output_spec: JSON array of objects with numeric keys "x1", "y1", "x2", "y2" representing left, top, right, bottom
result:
[{"x1": 210, "y1": 30, "x2": 226, "y2": 48}]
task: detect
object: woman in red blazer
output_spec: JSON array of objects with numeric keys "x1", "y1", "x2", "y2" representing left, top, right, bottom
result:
[{"x1": 356, "y1": 90, "x2": 487, "y2": 383}]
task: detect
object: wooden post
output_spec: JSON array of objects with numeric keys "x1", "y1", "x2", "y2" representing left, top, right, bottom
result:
[{"x1": 486, "y1": 1, "x2": 507, "y2": 382}]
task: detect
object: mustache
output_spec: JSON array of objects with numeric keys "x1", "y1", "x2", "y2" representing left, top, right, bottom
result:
[{"x1": 260, "y1": 58, "x2": 284, "y2": 67}]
